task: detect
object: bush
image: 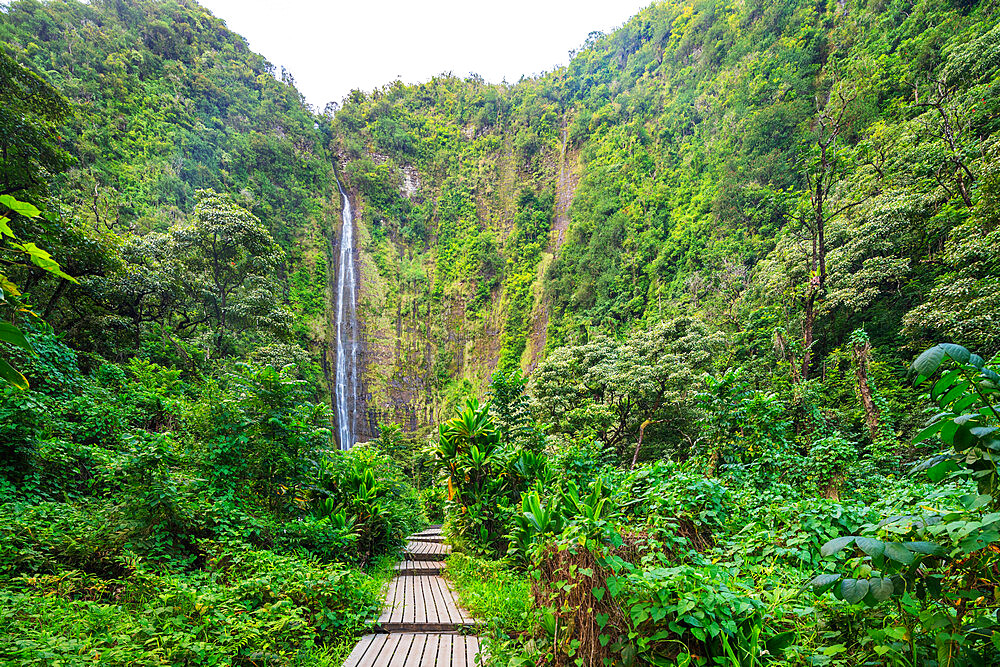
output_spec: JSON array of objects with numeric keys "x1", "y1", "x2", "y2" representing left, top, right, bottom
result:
[
  {"x1": 0, "y1": 545, "x2": 383, "y2": 666},
  {"x1": 305, "y1": 444, "x2": 425, "y2": 563}
]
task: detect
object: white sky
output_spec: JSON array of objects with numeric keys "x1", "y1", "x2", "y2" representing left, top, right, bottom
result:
[{"x1": 198, "y1": 0, "x2": 652, "y2": 110}]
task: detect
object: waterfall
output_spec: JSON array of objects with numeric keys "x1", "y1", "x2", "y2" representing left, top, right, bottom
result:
[{"x1": 334, "y1": 174, "x2": 357, "y2": 450}]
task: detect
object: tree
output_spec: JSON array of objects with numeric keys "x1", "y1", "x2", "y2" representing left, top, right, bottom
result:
[
  {"x1": 532, "y1": 318, "x2": 725, "y2": 463},
  {"x1": 170, "y1": 190, "x2": 286, "y2": 354},
  {"x1": 0, "y1": 45, "x2": 73, "y2": 197},
  {"x1": 89, "y1": 232, "x2": 182, "y2": 348},
  {"x1": 788, "y1": 83, "x2": 874, "y2": 381}
]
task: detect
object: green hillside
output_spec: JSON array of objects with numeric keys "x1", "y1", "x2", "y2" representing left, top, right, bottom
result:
[{"x1": 2, "y1": 0, "x2": 999, "y2": 664}]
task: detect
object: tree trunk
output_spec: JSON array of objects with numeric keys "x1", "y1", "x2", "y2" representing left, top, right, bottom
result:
[
  {"x1": 630, "y1": 419, "x2": 660, "y2": 470},
  {"x1": 852, "y1": 338, "x2": 880, "y2": 441}
]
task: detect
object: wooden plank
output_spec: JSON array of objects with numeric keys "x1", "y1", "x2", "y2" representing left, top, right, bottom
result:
[
  {"x1": 354, "y1": 634, "x2": 392, "y2": 667},
  {"x1": 343, "y1": 634, "x2": 377, "y2": 667},
  {"x1": 418, "y1": 633, "x2": 440, "y2": 667},
  {"x1": 427, "y1": 575, "x2": 452, "y2": 624},
  {"x1": 344, "y1": 633, "x2": 486, "y2": 667},
  {"x1": 403, "y1": 570, "x2": 417, "y2": 625},
  {"x1": 467, "y1": 636, "x2": 481, "y2": 666},
  {"x1": 384, "y1": 632, "x2": 415, "y2": 667},
  {"x1": 405, "y1": 541, "x2": 451, "y2": 561},
  {"x1": 378, "y1": 577, "x2": 400, "y2": 624},
  {"x1": 394, "y1": 560, "x2": 444, "y2": 575},
  {"x1": 439, "y1": 634, "x2": 454, "y2": 667}
]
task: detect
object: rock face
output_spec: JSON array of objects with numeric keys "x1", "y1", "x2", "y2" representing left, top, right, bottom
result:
[
  {"x1": 401, "y1": 166, "x2": 420, "y2": 198},
  {"x1": 336, "y1": 123, "x2": 563, "y2": 435}
]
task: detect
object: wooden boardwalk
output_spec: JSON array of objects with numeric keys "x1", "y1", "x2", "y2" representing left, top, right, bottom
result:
[
  {"x1": 344, "y1": 633, "x2": 481, "y2": 667},
  {"x1": 394, "y1": 560, "x2": 445, "y2": 576},
  {"x1": 343, "y1": 525, "x2": 482, "y2": 666},
  {"x1": 378, "y1": 570, "x2": 475, "y2": 631},
  {"x1": 405, "y1": 540, "x2": 452, "y2": 560}
]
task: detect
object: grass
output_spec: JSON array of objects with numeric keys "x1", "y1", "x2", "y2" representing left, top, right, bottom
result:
[{"x1": 443, "y1": 552, "x2": 532, "y2": 636}]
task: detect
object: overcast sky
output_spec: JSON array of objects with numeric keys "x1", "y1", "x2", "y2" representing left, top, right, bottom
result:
[{"x1": 198, "y1": 0, "x2": 652, "y2": 110}]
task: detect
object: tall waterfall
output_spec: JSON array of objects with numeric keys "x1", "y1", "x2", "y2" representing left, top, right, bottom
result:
[{"x1": 334, "y1": 175, "x2": 358, "y2": 450}]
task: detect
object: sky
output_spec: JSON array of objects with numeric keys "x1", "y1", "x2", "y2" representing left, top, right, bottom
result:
[{"x1": 198, "y1": 0, "x2": 652, "y2": 110}]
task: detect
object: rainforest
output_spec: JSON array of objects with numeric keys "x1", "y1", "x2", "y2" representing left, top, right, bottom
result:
[{"x1": 1, "y1": 0, "x2": 999, "y2": 665}]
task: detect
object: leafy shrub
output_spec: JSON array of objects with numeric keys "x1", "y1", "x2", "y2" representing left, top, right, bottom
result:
[
  {"x1": 436, "y1": 398, "x2": 547, "y2": 557},
  {"x1": 729, "y1": 497, "x2": 872, "y2": 568},
  {"x1": 613, "y1": 563, "x2": 796, "y2": 664},
  {"x1": 625, "y1": 459, "x2": 729, "y2": 547},
  {"x1": 306, "y1": 443, "x2": 425, "y2": 563},
  {"x1": 419, "y1": 486, "x2": 446, "y2": 523},
  {"x1": 0, "y1": 546, "x2": 383, "y2": 666}
]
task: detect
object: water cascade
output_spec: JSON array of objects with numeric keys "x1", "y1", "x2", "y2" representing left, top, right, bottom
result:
[{"x1": 334, "y1": 175, "x2": 358, "y2": 449}]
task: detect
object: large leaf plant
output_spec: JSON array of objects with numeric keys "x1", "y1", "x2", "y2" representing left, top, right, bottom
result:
[
  {"x1": 0, "y1": 194, "x2": 76, "y2": 389},
  {"x1": 810, "y1": 343, "x2": 999, "y2": 666}
]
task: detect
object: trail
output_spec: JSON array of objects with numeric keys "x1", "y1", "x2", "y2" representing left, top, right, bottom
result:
[{"x1": 342, "y1": 526, "x2": 483, "y2": 666}]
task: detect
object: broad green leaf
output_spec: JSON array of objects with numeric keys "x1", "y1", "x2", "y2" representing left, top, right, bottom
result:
[
  {"x1": 940, "y1": 419, "x2": 961, "y2": 445},
  {"x1": 0, "y1": 357, "x2": 29, "y2": 390},
  {"x1": 932, "y1": 368, "x2": 962, "y2": 400},
  {"x1": 927, "y1": 459, "x2": 960, "y2": 482},
  {"x1": 969, "y1": 354, "x2": 985, "y2": 369},
  {"x1": 809, "y1": 573, "x2": 841, "y2": 593},
  {"x1": 869, "y1": 577, "x2": 895, "y2": 601},
  {"x1": 954, "y1": 425, "x2": 977, "y2": 452},
  {"x1": 903, "y1": 541, "x2": 946, "y2": 556},
  {"x1": 953, "y1": 413, "x2": 979, "y2": 425},
  {"x1": 821, "y1": 536, "x2": 855, "y2": 557},
  {"x1": 855, "y1": 536, "x2": 885, "y2": 558},
  {"x1": 971, "y1": 426, "x2": 999, "y2": 439},
  {"x1": 953, "y1": 395, "x2": 978, "y2": 414},
  {"x1": 941, "y1": 382, "x2": 970, "y2": 407},
  {"x1": 0, "y1": 216, "x2": 13, "y2": 239},
  {"x1": 0, "y1": 194, "x2": 41, "y2": 218},
  {"x1": 939, "y1": 343, "x2": 971, "y2": 365},
  {"x1": 840, "y1": 578, "x2": 869, "y2": 604},
  {"x1": 11, "y1": 242, "x2": 78, "y2": 283},
  {"x1": 0, "y1": 322, "x2": 34, "y2": 353},
  {"x1": 0, "y1": 275, "x2": 18, "y2": 297},
  {"x1": 912, "y1": 421, "x2": 944, "y2": 444},
  {"x1": 910, "y1": 346, "x2": 946, "y2": 384},
  {"x1": 883, "y1": 542, "x2": 915, "y2": 564}
]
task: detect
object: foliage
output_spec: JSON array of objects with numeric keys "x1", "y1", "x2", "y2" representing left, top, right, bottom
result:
[
  {"x1": 306, "y1": 444, "x2": 425, "y2": 564},
  {"x1": 435, "y1": 398, "x2": 547, "y2": 557},
  {"x1": 0, "y1": 194, "x2": 76, "y2": 389},
  {"x1": 445, "y1": 553, "x2": 532, "y2": 635}
]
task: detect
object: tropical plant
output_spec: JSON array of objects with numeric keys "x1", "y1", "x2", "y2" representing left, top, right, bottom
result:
[{"x1": 0, "y1": 194, "x2": 76, "y2": 389}]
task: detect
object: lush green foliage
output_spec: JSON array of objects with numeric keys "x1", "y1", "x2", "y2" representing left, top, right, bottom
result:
[
  {"x1": 445, "y1": 553, "x2": 532, "y2": 635},
  {"x1": 4, "y1": 0, "x2": 1000, "y2": 664}
]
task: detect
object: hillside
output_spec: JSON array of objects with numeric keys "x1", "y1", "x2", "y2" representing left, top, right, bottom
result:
[
  {"x1": 2, "y1": 0, "x2": 1000, "y2": 664},
  {"x1": 0, "y1": 0, "x2": 338, "y2": 400},
  {"x1": 332, "y1": 0, "x2": 1000, "y2": 444}
]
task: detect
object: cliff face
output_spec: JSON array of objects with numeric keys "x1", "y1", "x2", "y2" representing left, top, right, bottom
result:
[
  {"x1": 331, "y1": 0, "x2": 1000, "y2": 435},
  {"x1": 335, "y1": 109, "x2": 563, "y2": 435}
]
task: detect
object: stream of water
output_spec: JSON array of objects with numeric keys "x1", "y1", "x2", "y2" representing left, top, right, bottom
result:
[{"x1": 334, "y1": 175, "x2": 357, "y2": 450}]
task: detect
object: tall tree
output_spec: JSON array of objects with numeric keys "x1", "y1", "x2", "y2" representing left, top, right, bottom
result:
[
  {"x1": 170, "y1": 190, "x2": 286, "y2": 355},
  {"x1": 789, "y1": 83, "x2": 874, "y2": 381}
]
